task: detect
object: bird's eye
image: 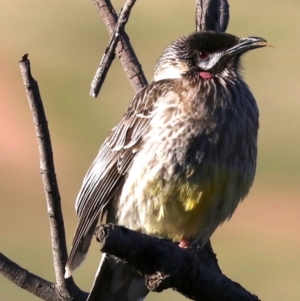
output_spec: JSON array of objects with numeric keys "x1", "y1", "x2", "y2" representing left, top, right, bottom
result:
[{"x1": 199, "y1": 51, "x2": 210, "y2": 59}]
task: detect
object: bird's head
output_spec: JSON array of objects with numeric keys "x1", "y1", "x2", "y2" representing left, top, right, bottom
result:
[{"x1": 153, "y1": 31, "x2": 267, "y2": 81}]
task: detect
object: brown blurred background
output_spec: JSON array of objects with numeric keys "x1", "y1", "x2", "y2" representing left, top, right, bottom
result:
[{"x1": 1, "y1": 1, "x2": 299, "y2": 300}]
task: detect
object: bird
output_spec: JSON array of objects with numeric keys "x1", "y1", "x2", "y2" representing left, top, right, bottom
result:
[{"x1": 65, "y1": 31, "x2": 267, "y2": 301}]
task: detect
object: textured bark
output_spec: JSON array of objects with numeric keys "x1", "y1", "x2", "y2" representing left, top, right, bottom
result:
[
  {"x1": 0, "y1": 253, "x2": 87, "y2": 301},
  {"x1": 90, "y1": 0, "x2": 139, "y2": 97},
  {"x1": 95, "y1": 224, "x2": 261, "y2": 301},
  {"x1": 19, "y1": 54, "x2": 68, "y2": 288},
  {"x1": 92, "y1": 0, "x2": 148, "y2": 95},
  {"x1": 195, "y1": 0, "x2": 229, "y2": 32}
]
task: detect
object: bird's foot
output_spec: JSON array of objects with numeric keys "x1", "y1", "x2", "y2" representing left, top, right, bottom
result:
[{"x1": 178, "y1": 238, "x2": 191, "y2": 248}]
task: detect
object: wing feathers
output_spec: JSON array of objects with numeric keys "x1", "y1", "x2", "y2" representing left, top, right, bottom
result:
[{"x1": 66, "y1": 80, "x2": 173, "y2": 277}]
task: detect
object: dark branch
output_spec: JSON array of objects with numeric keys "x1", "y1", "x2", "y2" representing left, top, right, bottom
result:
[
  {"x1": 219, "y1": 0, "x2": 230, "y2": 32},
  {"x1": 0, "y1": 253, "x2": 87, "y2": 301},
  {"x1": 0, "y1": 252, "x2": 57, "y2": 301},
  {"x1": 92, "y1": 0, "x2": 148, "y2": 95},
  {"x1": 90, "y1": 0, "x2": 138, "y2": 97},
  {"x1": 19, "y1": 54, "x2": 77, "y2": 293},
  {"x1": 95, "y1": 224, "x2": 260, "y2": 301},
  {"x1": 195, "y1": 0, "x2": 229, "y2": 32},
  {"x1": 0, "y1": 54, "x2": 88, "y2": 300}
]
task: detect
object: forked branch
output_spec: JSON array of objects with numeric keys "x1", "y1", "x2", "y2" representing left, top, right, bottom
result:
[
  {"x1": 91, "y1": 0, "x2": 148, "y2": 96},
  {"x1": 90, "y1": 0, "x2": 141, "y2": 97}
]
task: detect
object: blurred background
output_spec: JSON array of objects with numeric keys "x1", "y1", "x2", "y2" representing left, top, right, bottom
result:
[{"x1": 1, "y1": 0, "x2": 299, "y2": 300}]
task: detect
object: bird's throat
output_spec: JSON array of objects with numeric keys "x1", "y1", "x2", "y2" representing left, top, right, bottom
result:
[{"x1": 199, "y1": 71, "x2": 212, "y2": 79}]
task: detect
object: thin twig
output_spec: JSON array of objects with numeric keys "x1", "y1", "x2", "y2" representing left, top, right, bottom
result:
[
  {"x1": 19, "y1": 54, "x2": 68, "y2": 288},
  {"x1": 90, "y1": 0, "x2": 137, "y2": 97},
  {"x1": 195, "y1": 0, "x2": 229, "y2": 32},
  {"x1": 92, "y1": 0, "x2": 148, "y2": 95}
]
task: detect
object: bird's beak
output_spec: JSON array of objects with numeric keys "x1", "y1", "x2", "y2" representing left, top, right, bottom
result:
[{"x1": 224, "y1": 37, "x2": 268, "y2": 57}]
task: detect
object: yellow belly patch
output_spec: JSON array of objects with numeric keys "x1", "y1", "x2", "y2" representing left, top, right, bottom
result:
[
  {"x1": 144, "y1": 178, "x2": 210, "y2": 240},
  {"x1": 184, "y1": 195, "x2": 201, "y2": 211}
]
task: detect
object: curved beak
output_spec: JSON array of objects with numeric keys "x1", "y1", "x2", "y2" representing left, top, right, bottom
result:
[{"x1": 224, "y1": 36, "x2": 268, "y2": 57}]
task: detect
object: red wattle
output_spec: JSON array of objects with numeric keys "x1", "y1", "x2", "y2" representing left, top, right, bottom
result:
[{"x1": 199, "y1": 72, "x2": 212, "y2": 79}]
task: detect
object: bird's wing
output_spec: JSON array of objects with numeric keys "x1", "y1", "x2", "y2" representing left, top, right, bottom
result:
[{"x1": 65, "y1": 80, "x2": 171, "y2": 276}]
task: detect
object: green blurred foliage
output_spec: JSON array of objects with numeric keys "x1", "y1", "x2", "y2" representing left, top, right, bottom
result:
[{"x1": 0, "y1": 1, "x2": 299, "y2": 300}]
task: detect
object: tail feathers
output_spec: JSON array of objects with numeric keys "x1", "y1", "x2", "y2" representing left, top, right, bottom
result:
[
  {"x1": 87, "y1": 253, "x2": 149, "y2": 301},
  {"x1": 65, "y1": 217, "x2": 99, "y2": 278},
  {"x1": 65, "y1": 232, "x2": 94, "y2": 278}
]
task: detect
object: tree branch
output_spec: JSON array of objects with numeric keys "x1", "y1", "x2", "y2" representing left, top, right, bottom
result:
[
  {"x1": 0, "y1": 253, "x2": 87, "y2": 301},
  {"x1": 90, "y1": 0, "x2": 138, "y2": 97},
  {"x1": 195, "y1": 0, "x2": 229, "y2": 32},
  {"x1": 16, "y1": 54, "x2": 85, "y2": 299},
  {"x1": 0, "y1": 252, "x2": 58, "y2": 301},
  {"x1": 91, "y1": 0, "x2": 148, "y2": 96},
  {"x1": 95, "y1": 224, "x2": 260, "y2": 301},
  {"x1": 19, "y1": 54, "x2": 68, "y2": 287}
]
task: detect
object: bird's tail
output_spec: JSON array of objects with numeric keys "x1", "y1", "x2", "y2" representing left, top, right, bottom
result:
[
  {"x1": 87, "y1": 253, "x2": 149, "y2": 301},
  {"x1": 65, "y1": 219, "x2": 98, "y2": 278}
]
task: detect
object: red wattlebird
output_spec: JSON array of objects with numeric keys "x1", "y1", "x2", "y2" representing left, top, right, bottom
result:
[{"x1": 65, "y1": 31, "x2": 267, "y2": 301}]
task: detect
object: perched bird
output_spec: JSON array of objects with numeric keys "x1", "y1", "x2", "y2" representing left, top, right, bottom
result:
[{"x1": 65, "y1": 31, "x2": 267, "y2": 301}]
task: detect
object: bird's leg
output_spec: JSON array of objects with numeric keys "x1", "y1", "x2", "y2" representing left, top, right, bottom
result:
[{"x1": 178, "y1": 238, "x2": 191, "y2": 248}]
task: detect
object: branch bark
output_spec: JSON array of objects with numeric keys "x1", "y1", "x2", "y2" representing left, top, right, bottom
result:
[
  {"x1": 90, "y1": 0, "x2": 139, "y2": 97},
  {"x1": 0, "y1": 253, "x2": 87, "y2": 301},
  {"x1": 95, "y1": 224, "x2": 261, "y2": 301},
  {"x1": 19, "y1": 54, "x2": 68, "y2": 288},
  {"x1": 195, "y1": 0, "x2": 229, "y2": 32},
  {"x1": 91, "y1": 0, "x2": 148, "y2": 96},
  {"x1": 1, "y1": 54, "x2": 85, "y2": 300}
]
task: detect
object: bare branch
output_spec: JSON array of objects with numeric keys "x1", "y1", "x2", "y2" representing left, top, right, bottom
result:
[
  {"x1": 195, "y1": 0, "x2": 229, "y2": 32},
  {"x1": 0, "y1": 253, "x2": 87, "y2": 301},
  {"x1": 90, "y1": 0, "x2": 138, "y2": 97},
  {"x1": 92, "y1": 0, "x2": 148, "y2": 95},
  {"x1": 19, "y1": 54, "x2": 68, "y2": 288},
  {"x1": 0, "y1": 252, "x2": 57, "y2": 300},
  {"x1": 219, "y1": 0, "x2": 230, "y2": 32},
  {"x1": 0, "y1": 54, "x2": 89, "y2": 301},
  {"x1": 95, "y1": 224, "x2": 260, "y2": 301}
]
